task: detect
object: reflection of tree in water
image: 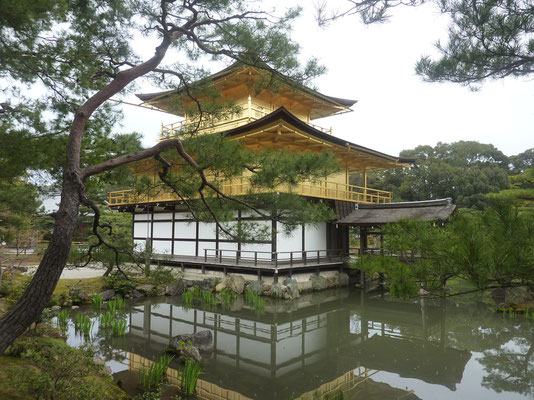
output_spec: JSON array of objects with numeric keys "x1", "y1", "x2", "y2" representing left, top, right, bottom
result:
[
  {"x1": 383, "y1": 295, "x2": 534, "y2": 396},
  {"x1": 479, "y1": 337, "x2": 534, "y2": 396}
]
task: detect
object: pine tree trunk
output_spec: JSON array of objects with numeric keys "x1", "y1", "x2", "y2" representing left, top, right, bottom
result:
[{"x1": 0, "y1": 173, "x2": 80, "y2": 354}]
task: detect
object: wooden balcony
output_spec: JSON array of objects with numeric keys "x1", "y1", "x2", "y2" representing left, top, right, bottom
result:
[
  {"x1": 159, "y1": 102, "x2": 332, "y2": 140},
  {"x1": 108, "y1": 179, "x2": 392, "y2": 206}
]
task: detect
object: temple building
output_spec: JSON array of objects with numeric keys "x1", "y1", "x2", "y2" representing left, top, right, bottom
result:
[{"x1": 108, "y1": 63, "x2": 416, "y2": 277}]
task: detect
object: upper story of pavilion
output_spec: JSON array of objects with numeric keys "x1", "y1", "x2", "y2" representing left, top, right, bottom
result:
[{"x1": 108, "y1": 63, "x2": 413, "y2": 207}]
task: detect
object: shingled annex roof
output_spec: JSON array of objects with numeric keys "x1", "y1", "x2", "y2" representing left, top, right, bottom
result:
[{"x1": 337, "y1": 198, "x2": 457, "y2": 226}]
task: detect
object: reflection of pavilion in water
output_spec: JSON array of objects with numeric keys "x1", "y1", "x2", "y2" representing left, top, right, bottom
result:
[{"x1": 118, "y1": 289, "x2": 470, "y2": 399}]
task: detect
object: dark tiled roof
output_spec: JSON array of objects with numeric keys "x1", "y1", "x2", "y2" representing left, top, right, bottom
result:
[{"x1": 337, "y1": 198, "x2": 457, "y2": 226}]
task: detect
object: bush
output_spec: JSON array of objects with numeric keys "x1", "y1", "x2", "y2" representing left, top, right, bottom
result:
[{"x1": 102, "y1": 273, "x2": 137, "y2": 297}]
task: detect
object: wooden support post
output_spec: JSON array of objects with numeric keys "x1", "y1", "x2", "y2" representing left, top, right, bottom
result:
[
  {"x1": 315, "y1": 267, "x2": 320, "y2": 276},
  {"x1": 201, "y1": 265, "x2": 205, "y2": 274},
  {"x1": 257, "y1": 270, "x2": 261, "y2": 281},
  {"x1": 181, "y1": 263, "x2": 185, "y2": 273},
  {"x1": 254, "y1": 252, "x2": 258, "y2": 266},
  {"x1": 289, "y1": 269, "x2": 293, "y2": 278},
  {"x1": 223, "y1": 266, "x2": 227, "y2": 276},
  {"x1": 274, "y1": 269, "x2": 279, "y2": 284}
]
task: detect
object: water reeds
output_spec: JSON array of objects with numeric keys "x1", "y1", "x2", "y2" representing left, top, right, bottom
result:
[
  {"x1": 106, "y1": 299, "x2": 117, "y2": 315},
  {"x1": 91, "y1": 293, "x2": 103, "y2": 309},
  {"x1": 73, "y1": 313, "x2": 94, "y2": 336},
  {"x1": 138, "y1": 353, "x2": 174, "y2": 392},
  {"x1": 182, "y1": 291, "x2": 193, "y2": 307},
  {"x1": 56, "y1": 310, "x2": 69, "y2": 331},
  {"x1": 202, "y1": 290, "x2": 218, "y2": 307},
  {"x1": 192, "y1": 287, "x2": 202, "y2": 303},
  {"x1": 180, "y1": 359, "x2": 201, "y2": 396},
  {"x1": 111, "y1": 319, "x2": 128, "y2": 336},
  {"x1": 220, "y1": 289, "x2": 236, "y2": 309},
  {"x1": 99, "y1": 311, "x2": 114, "y2": 329},
  {"x1": 112, "y1": 297, "x2": 126, "y2": 312},
  {"x1": 245, "y1": 290, "x2": 265, "y2": 311}
]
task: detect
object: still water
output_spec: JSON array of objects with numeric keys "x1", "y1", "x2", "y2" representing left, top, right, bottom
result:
[{"x1": 64, "y1": 288, "x2": 534, "y2": 399}]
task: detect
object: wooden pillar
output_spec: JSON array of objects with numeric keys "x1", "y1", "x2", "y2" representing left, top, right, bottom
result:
[
  {"x1": 360, "y1": 227, "x2": 368, "y2": 254},
  {"x1": 362, "y1": 167, "x2": 367, "y2": 202}
]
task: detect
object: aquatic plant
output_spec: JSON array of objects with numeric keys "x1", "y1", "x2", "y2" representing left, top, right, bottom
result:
[
  {"x1": 91, "y1": 293, "x2": 103, "y2": 309},
  {"x1": 73, "y1": 313, "x2": 94, "y2": 336},
  {"x1": 202, "y1": 290, "x2": 217, "y2": 307},
  {"x1": 106, "y1": 299, "x2": 117, "y2": 315},
  {"x1": 182, "y1": 291, "x2": 193, "y2": 307},
  {"x1": 115, "y1": 297, "x2": 126, "y2": 311},
  {"x1": 99, "y1": 311, "x2": 114, "y2": 329},
  {"x1": 56, "y1": 310, "x2": 69, "y2": 330},
  {"x1": 245, "y1": 290, "x2": 265, "y2": 311},
  {"x1": 138, "y1": 353, "x2": 174, "y2": 392},
  {"x1": 180, "y1": 359, "x2": 201, "y2": 396},
  {"x1": 192, "y1": 287, "x2": 202, "y2": 303},
  {"x1": 219, "y1": 289, "x2": 236, "y2": 309},
  {"x1": 111, "y1": 319, "x2": 128, "y2": 336}
]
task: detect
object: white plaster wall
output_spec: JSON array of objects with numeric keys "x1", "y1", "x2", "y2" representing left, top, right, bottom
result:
[
  {"x1": 218, "y1": 242, "x2": 238, "y2": 253},
  {"x1": 277, "y1": 224, "x2": 302, "y2": 257},
  {"x1": 276, "y1": 335, "x2": 301, "y2": 365},
  {"x1": 133, "y1": 239, "x2": 147, "y2": 251},
  {"x1": 134, "y1": 213, "x2": 150, "y2": 221},
  {"x1": 153, "y1": 212, "x2": 173, "y2": 220},
  {"x1": 173, "y1": 241, "x2": 196, "y2": 256},
  {"x1": 174, "y1": 221, "x2": 196, "y2": 239},
  {"x1": 133, "y1": 222, "x2": 150, "y2": 238},
  {"x1": 198, "y1": 222, "x2": 217, "y2": 239},
  {"x1": 304, "y1": 223, "x2": 327, "y2": 251},
  {"x1": 241, "y1": 243, "x2": 272, "y2": 260},
  {"x1": 240, "y1": 338, "x2": 270, "y2": 364},
  {"x1": 198, "y1": 241, "x2": 217, "y2": 257},
  {"x1": 152, "y1": 240, "x2": 172, "y2": 254},
  {"x1": 153, "y1": 222, "x2": 172, "y2": 238}
]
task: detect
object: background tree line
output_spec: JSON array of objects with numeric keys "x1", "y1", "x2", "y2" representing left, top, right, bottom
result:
[{"x1": 358, "y1": 141, "x2": 534, "y2": 208}]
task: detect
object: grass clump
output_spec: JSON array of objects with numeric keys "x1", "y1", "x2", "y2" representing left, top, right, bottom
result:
[
  {"x1": 111, "y1": 319, "x2": 128, "y2": 336},
  {"x1": 99, "y1": 311, "x2": 114, "y2": 329},
  {"x1": 56, "y1": 310, "x2": 69, "y2": 331},
  {"x1": 138, "y1": 353, "x2": 174, "y2": 392},
  {"x1": 182, "y1": 291, "x2": 193, "y2": 307},
  {"x1": 180, "y1": 359, "x2": 201, "y2": 396},
  {"x1": 91, "y1": 293, "x2": 103, "y2": 309},
  {"x1": 1, "y1": 333, "x2": 129, "y2": 399},
  {"x1": 73, "y1": 314, "x2": 94, "y2": 337},
  {"x1": 245, "y1": 290, "x2": 265, "y2": 312},
  {"x1": 219, "y1": 289, "x2": 236, "y2": 309}
]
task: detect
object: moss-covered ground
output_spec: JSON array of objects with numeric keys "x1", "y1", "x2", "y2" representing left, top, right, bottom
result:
[{"x1": 0, "y1": 326, "x2": 131, "y2": 400}]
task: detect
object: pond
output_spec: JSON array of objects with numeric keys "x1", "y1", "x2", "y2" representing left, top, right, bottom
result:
[{"x1": 61, "y1": 287, "x2": 534, "y2": 399}]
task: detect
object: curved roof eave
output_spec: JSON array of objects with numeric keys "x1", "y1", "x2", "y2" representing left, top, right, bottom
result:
[{"x1": 223, "y1": 106, "x2": 412, "y2": 166}]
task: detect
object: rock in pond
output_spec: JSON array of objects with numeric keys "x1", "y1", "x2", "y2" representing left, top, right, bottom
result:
[
  {"x1": 165, "y1": 281, "x2": 187, "y2": 296},
  {"x1": 227, "y1": 274, "x2": 246, "y2": 294},
  {"x1": 99, "y1": 289, "x2": 115, "y2": 301},
  {"x1": 168, "y1": 330, "x2": 213, "y2": 363},
  {"x1": 309, "y1": 275, "x2": 328, "y2": 291}
]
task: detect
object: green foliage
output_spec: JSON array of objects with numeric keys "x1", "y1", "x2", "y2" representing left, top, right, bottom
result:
[
  {"x1": 181, "y1": 291, "x2": 194, "y2": 307},
  {"x1": 99, "y1": 312, "x2": 114, "y2": 329},
  {"x1": 415, "y1": 0, "x2": 534, "y2": 86},
  {"x1": 111, "y1": 319, "x2": 127, "y2": 336},
  {"x1": 102, "y1": 273, "x2": 137, "y2": 297},
  {"x1": 369, "y1": 141, "x2": 510, "y2": 208},
  {"x1": 2, "y1": 336, "x2": 128, "y2": 400},
  {"x1": 56, "y1": 311, "x2": 69, "y2": 332},
  {"x1": 138, "y1": 353, "x2": 174, "y2": 392},
  {"x1": 358, "y1": 200, "x2": 534, "y2": 298},
  {"x1": 244, "y1": 290, "x2": 265, "y2": 311},
  {"x1": 91, "y1": 293, "x2": 103, "y2": 310},
  {"x1": 180, "y1": 359, "x2": 201, "y2": 396},
  {"x1": 219, "y1": 289, "x2": 237, "y2": 308},
  {"x1": 73, "y1": 314, "x2": 94, "y2": 337}
]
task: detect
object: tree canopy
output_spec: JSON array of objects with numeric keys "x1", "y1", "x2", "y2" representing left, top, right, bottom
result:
[
  {"x1": 0, "y1": 0, "x2": 337, "y2": 353},
  {"x1": 366, "y1": 141, "x2": 513, "y2": 208},
  {"x1": 318, "y1": 0, "x2": 534, "y2": 86}
]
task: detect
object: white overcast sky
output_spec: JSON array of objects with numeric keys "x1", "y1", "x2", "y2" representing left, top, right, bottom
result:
[{"x1": 116, "y1": 1, "x2": 534, "y2": 157}]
